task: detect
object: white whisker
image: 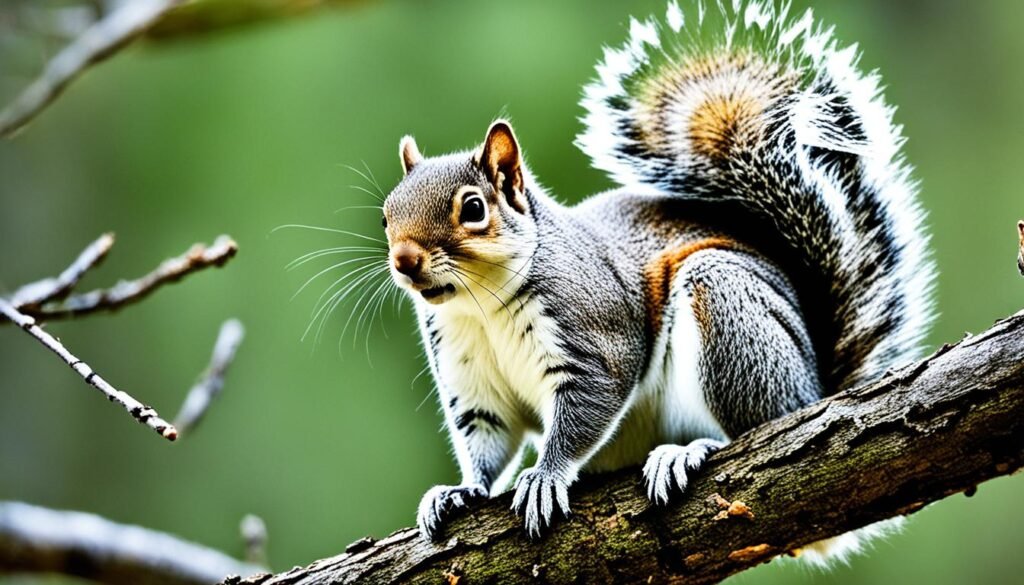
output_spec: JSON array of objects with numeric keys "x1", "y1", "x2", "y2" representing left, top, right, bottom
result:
[
  {"x1": 310, "y1": 265, "x2": 389, "y2": 345},
  {"x1": 271, "y1": 224, "x2": 386, "y2": 245},
  {"x1": 292, "y1": 256, "x2": 383, "y2": 302},
  {"x1": 335, "y1": 270, "x2": 387, "y2": 348},
  {"x1": 286, "y1": 247, "x2": 385, "y2": 271},
  {"x1": 334, "y1": 204, "x2": 384, "y2": 214},
  {"x1": 310, "y1": 262, "x2": 384, "y2": 317},
  {"x1": 348, "y1": 184, "x2": 385, "y2": 202},
  {"x1": 303, "y1": 264, "x2": 387, "y2": 342},
  {"x1": 344, "y1": 164, "x2": 386, "y2": 201}
]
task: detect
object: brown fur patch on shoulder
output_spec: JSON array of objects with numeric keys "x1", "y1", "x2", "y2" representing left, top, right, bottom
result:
[{"x1": 644, "y1": 237, "x2": 738, "y2": 337}]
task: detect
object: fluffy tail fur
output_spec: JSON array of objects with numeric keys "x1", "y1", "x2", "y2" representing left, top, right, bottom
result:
[{"x1": 577, "y1": 0, "x2": 934, "y2": 395}]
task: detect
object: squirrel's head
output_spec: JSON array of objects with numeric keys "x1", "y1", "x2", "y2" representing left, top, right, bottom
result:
[{"x1": 383, "y1": 120, "x2": 537, "y2": 307}]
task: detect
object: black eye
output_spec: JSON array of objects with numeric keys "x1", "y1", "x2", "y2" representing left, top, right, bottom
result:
[
  {"x1": 460, "y1": 195, "x2": 487, "y2": 225},
  {"x1": 381, "y1": 216, "x2": 387, "y2": 228}
]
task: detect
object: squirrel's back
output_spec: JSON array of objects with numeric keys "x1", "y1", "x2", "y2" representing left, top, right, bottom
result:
[{"x1": 577, "y1": 0, "x2": 935, "y2": 394}]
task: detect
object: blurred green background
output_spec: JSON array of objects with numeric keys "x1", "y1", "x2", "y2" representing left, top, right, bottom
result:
[{"x1": 1, "y1": 1, "x2": 1022, "y2": 583}]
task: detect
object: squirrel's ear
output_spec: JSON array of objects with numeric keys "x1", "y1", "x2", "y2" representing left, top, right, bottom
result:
[
  {"x1": 400, "y1": 135, "x2": 422, "y2": 176},
  {"x1": 480, "y1": 120, "x2": 527, "y2": 213}
]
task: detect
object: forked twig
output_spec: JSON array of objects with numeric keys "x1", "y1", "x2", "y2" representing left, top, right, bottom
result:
[
  {"x1": 16, "y1": 235, "x2": 238, "y2": 321},
  {"x1": 1, "y1": 233, "x2": 240, "y2": 441}
]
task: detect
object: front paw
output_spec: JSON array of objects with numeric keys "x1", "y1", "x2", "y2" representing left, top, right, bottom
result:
[
  {"x1": 643, "y1": 438, "x2": 725, "y2": 505},
  {"x1": 511, "y1": 466, "x2": 571, "y2": 538},
  {"x1": 417, "y1": 483, "x2": 488, "y2": 541}
]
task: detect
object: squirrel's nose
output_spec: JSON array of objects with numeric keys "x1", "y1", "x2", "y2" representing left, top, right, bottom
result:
[{"x1": 391, "y1": 241, "x2": 425, "y2": 278}]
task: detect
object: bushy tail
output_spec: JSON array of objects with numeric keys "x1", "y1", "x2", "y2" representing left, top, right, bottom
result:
[{"x1": 577, "y1": 0, "x2": 934, "y2": 393}]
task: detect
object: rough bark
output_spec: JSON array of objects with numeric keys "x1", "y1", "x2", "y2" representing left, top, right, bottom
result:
[{"x1": 230, "y1": 310, "x2": 1024, "y2": 585}]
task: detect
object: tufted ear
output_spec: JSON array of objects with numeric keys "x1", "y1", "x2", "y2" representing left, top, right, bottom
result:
[
  {"x1": 399, "y1": 135, "x2": 422, "y2": 176},
  {"x1": 479, "y1": 120, "x2": 527, "y2": 213}
]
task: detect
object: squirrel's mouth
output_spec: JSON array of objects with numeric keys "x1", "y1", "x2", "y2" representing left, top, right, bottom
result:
[
  {"x1": 389, "y1": 267, "x2": 458, "y2": 305},
  {"x1": 420, "y1": 283, "x2": 457, "y2": 304}
]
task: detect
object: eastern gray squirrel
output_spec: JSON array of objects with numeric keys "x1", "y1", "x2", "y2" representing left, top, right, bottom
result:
[{"x1": 381, "y1": 0, "x2": 933, "y2": 563}]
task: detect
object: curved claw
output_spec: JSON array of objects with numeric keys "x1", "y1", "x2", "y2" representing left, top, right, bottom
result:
[
  {"x1": 511, "y1": 466, "x2": 571, "y2": 538},
  {"x1": 642, "y1": 438, "x2": 726, "y2": 505},
  {"x1": 416, "y1": 483, "x2": 488, "y2": 541}
]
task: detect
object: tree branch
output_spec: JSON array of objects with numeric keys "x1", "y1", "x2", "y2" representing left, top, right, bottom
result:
[
  {"x1": 13, "y1": 235, "x2": 237, "y2": 321},
  {"x1": 0, "y1": 0, "x2": 185, "y2": 138},
  {"x1": 0, "y1": 0, "x2": 366, "y2": 138},
  {"x1": 0, "y1": 298, "x2": 179, "y2": 440},
  {"x1": 9, "y1": 232, "x2": 115, "y2": 308},
  {"x1": 0, "y1": 234, "x2": 240, "y2": 441},
  {"x1": 0, "y1": 501, "x2": 263, "y2": 585},
  {"x1": 229, "y1": 310, "x2": 1024, "y2": 584},
  {"x1": 173, "y1": 318, "x2": 245, "y2": 437}
]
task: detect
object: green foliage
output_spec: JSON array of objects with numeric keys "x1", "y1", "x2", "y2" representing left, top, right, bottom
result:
[{"x1": 1, "y1": 1, "x2": 1022, "y2": 583}]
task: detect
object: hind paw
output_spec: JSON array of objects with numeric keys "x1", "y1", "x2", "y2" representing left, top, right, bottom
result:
[{"x1": 642, "y1": 438, "x2": 725, "y2": 505}]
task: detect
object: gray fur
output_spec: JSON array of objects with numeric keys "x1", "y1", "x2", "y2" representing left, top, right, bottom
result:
[
  {"x1": 384, "y1": 1, "x2": 934, "y2": 554},
  {"x1": 676, "y1": 248, "x2": 822, "y2": 436}
]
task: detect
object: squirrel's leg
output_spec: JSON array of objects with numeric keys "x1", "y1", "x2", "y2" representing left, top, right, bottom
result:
[
  {"x1": 512, "y1": 373, "x2": 631, "y2": 537},
  {"x1": 417, "y1": 392, "x2": 523, "y2": 540},
  {"x1": 415, "y1": 310, "x2": 526, "y2": 540},
  {"x1": 644, "y1": 249, "x2": 823, "y2": 503}
]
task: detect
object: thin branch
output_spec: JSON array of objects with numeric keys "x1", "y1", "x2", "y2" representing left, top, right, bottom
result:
[
  {"x1": 173, "y1": 318, "x2": 245, "y2": 437},
  {"x1": 0, "y1": 234, "x2": 240, "y2": 440},
  {"x1": 0, "y1": 501, "x2": 264, "y2": 585},
  {"x1": 16, "y1": 235, "x2": 238, "y2": 322},
  {"x1": 0, "y1": 298, "x2": 178, "y2": 441},
  {"x1": 228, "y1": 309, "x2": 1024, "y2": 585},
  {"x1": 1, "y1": 0, "x2": 369, "y2": 138},
  {"x1": 0, "y1": 0, "x2": 184, "y2": 138},
  {"x1": 9, "y1": 232, "x2": 115, "y2": 308}
]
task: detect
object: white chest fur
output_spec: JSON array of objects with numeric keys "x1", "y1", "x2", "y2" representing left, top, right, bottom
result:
[{"x1": 418, "y1": 292, "x2": 564, "y2": 432}]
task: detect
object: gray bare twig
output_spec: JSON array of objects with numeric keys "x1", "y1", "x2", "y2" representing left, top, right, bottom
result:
[
  {"x1": 0, "y1": 298, "x2": 178, "y2": 440},
  {"x1": 0, "y1": 0, "x2": 185, "y2": 137},
  {"x1": 0, "y1": 1, "x2": 372, "y2": 137},
  {"x1": 1, "y1": 233, "x2": 240, "y2": 441},
  {"x1": 173, "y1": 318, "x2": 245, "y2": 437},
  {"x1": 0, "y1": 501, "x2": 264, "y2": 585},
  {"x1": 16, "y1": 235, "x2": 238, "y2": 322},
  {"x1": 9, "y1": 233, "x2": 115, "y2": 308}
]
